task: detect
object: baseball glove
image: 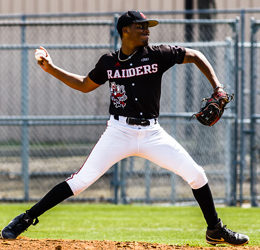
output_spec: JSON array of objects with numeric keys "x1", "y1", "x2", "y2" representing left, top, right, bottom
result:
[{"x1": 192, "y1": 89, "x2": 234, "y2": 126}]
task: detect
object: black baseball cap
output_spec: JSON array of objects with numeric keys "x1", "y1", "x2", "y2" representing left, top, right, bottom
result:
[{"x1": 117, "y1": 11, "x2": 159, "y2": 36}]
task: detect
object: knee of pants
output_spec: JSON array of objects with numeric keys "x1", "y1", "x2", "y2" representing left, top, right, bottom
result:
[
  {"x1": 188, "y1": 167, "x2": 208, "y2": 189},
  {"x1": 66, "y1": 178, "x2": 90, "y2": 196}
]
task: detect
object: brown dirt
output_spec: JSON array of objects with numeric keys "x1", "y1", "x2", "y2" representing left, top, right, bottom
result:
[{"x1": 0, "y1": 237, "x2": 258, "y2": 250}]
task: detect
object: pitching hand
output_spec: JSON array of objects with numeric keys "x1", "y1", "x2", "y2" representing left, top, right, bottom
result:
[{"x1": 36, "y1": 47, "x2": 53, "y2": 72}]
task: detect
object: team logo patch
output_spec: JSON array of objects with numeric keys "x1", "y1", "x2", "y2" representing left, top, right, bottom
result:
[{"x1": 110, "y1": 82, "x2": 127, "y2": 108}]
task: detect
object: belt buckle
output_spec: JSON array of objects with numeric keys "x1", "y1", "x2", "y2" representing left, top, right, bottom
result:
[
  {"x1": 140, "y1": 119, "x2": 150, "y2": 126},
  {"x1": 126, "y1": 117, "x2": 150, "y2": 126}
]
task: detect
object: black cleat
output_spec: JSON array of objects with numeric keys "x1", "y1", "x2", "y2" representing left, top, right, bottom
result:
[
  {"x1": 0, "y1": 212, "x2": 39, "y2": 239},
  {"x1": 206, "y1": 220, "x2": 249, "y2": 246}
]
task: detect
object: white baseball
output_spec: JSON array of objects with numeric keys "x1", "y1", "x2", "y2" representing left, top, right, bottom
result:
[{"x1": 35, "y1": 48, "x2": 47, "y2": 61}]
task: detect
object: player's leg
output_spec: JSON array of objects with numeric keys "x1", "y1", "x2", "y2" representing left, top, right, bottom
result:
[
  {"x1": 65, "y1": 120, "x2": 136, "y2": 196},
  {"x1": 0, "y1": 118, "x2": 135, "y2": 239},
  {"x1": 0, "y1": 181, "x2": 73, "y2": 239},
  {"x1": 28, "y1": 122, "x2": 133, "y2": 216},
  {"x1": 138, "y1": 125, "x2": 217, "y2": 224},
  {"x1": 138, "y1": 125, "x2": 249, "y2": 246},
  {"x1": 139, "y1": 125, "x2": 208, "y2": 190}
]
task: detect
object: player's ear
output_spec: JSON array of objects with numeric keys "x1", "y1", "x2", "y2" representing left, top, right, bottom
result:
[{"x1": 122, "y1": 26, "x2": 130, "y2": 37}]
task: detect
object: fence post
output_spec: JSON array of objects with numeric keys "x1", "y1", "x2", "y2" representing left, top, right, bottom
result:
[
  {"x1": 224, "y1": 37, "x2": 233, "y2": 205},
  {"x1": 145, "y1": 160, "x2": 151, "y2": 204},
  {"x1": 120, "y1": 158, "x2": 127, "y2": 204},
  {"x1": 112, "y1": 14, "x2": 120, "y2": 204},
  {"x1": 239, "y1": 10, "x2": 247, "y2": 206},
  {"x1": 21, "y1": 15, "x2": 30, "y2": 201},
  {"x1": 229, "y1": 17, "x2": 240, "y2": 206},
  {"x1": 170, "y1": 66, "x2": 177, "y2": 204},
  {"x1": 250, "y1": 18, "x2": 258, "y2": 207},
  {"x1": 112, "y1": 163, "x2": 119, "y2": 204}
]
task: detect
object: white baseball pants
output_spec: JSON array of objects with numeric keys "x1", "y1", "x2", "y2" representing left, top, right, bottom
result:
[{"x1": 66, "y1": 115, "x2": 208, "y2": 195}]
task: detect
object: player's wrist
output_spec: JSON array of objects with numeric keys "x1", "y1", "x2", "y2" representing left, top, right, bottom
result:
[
  {"x1": 46, "y1": 63, "x2": 56, "y2": 74},
  {"x1": 214, "y1": 85, "x2": 224, "y2": 92}
]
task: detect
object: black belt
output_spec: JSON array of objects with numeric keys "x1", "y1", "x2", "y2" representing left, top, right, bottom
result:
[{"x1": 113, "y1": 115, "x2": 157, "y2": 126}]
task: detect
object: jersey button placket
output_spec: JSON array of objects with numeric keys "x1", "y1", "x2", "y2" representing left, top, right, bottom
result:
[{"x1": 132, "y1": 83, "x2": 140, "y2": 117}]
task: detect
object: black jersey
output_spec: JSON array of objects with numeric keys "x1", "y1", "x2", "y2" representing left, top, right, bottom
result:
[{"x1": 88, "y1": 45, "x2": 186, "y2": 119}]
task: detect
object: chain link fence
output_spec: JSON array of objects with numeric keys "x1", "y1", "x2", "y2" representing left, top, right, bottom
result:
[
  {"x1": 0, "y1": 11, "x2": 255, "y2": 206},
  {"x1": 249, "y1": 18, "x2": 260, "y2": 207},
  {"x1": 0, "y1": 16, "x2": 114, "y2": 202}
]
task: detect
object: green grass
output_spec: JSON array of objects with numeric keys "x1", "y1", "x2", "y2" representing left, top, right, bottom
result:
[{"x1": 0, "y1": 204, "x2": 259, "y2": 246}]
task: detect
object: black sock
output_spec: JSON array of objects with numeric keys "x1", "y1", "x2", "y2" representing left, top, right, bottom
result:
[
  {"x1": 27, "y1": 181, "x2": 73, "y2": 219},
  {"x1": 192, "y1": 183, "x2": 219, "y2": 229}
]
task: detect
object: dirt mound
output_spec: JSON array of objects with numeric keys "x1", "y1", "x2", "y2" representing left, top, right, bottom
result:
[{"x1": 0, "y1": 238, "x2": 257, "y2": 250}]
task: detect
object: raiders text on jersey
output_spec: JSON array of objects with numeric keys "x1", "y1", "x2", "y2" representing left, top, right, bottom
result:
[{"x1": 107, "y1": 63, "x2": 158, "y2": 79}]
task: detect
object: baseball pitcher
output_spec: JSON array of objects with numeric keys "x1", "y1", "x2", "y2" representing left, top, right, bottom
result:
[{"x1": 1, "y1": 11, "x2": 248, "y2": 246}]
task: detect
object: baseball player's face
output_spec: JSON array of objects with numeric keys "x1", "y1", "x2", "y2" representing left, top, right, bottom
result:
[{"x1": 126, "y1": 22, "x2": 150, "y2": 47}]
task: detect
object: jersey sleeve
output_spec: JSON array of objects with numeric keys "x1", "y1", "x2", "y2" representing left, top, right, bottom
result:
[
  {"x1": 88, "y1": 54, "x2": 108, "y2": 85},
  {"x1": 157, "y1": 45, "x2": 186, "y2": 72}
]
